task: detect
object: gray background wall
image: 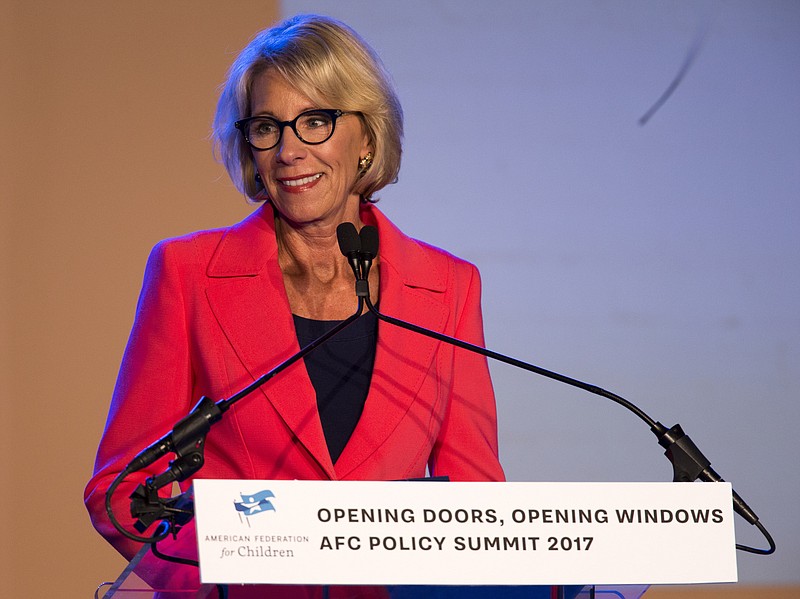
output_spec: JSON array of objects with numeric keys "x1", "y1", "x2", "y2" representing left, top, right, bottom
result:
[{"x1": 285, "y1": 0, "x2": 800, "y2": 586}]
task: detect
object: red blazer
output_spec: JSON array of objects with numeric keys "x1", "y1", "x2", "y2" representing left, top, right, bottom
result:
[{"x1": 85, "y1": 203, "x2": 503, "y2": 591}]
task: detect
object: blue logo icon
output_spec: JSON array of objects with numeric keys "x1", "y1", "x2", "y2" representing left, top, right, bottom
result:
[{"x1": 234, "y1": 490, "x2": 276, "y2": 524}]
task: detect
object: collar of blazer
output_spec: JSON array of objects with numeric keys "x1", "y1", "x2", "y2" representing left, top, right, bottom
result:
[
  {"x1": 203, "y1": 202, "x2": 453, "y2": 479},
  {"x1": 204, "y1": 202, "x2": 448, "y2": 293}
]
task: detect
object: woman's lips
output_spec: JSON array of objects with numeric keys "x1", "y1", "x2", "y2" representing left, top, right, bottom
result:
[{"x1": 277, "y1": 173, "x2": 323, "y2": 192}]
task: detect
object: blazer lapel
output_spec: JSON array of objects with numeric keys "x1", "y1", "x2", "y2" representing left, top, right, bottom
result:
[
  {"x1": 335, "y1": 206, "x2": 450, "y2": 478},
  {"x1": 204, "y1": 206, "x2": 335, "y2": 478}
]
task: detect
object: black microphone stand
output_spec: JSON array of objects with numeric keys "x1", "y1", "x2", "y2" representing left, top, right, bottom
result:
[
  {"x1": 351, "y1": 224, "x2": 774, "y2": 555},
  {"x1": 105, "y1": 296, "x2": 366, "y2": 546}
]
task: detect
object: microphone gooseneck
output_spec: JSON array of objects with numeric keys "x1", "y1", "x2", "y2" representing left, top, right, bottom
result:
[
  {"x1": 348, "y1": 225, "x2": 775, "y2": 556},
  {"x1": 108, "y1": 229, "x2": 369, "y2": 545}
]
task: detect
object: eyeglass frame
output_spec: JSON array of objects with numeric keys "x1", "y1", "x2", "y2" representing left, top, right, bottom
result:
[{"x1": 234, "y1": 108, "x2": 350, "y2": 151}]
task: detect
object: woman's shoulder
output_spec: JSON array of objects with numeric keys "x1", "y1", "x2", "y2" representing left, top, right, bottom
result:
[
  {"x1": 149, "y1": 206, "x2": 273, "y2": 269},
  {"x1": 147, "y1": 226, "x2": 228, "y2": 270},
  {"x1": 369, "y1": 211, "x2": 478, "y2": 299},
  {"x1": 371, "y1": 206, "x2": 478, "y2": 276},
  {"x1": 409, "y1": 236, "x2": 475, "y2": 267},
  {"x1": 406, "y1": 237, "x2": 480, "y2": 286},
  {"x1": 155, "y1": 225, "x2": 226, "y2": 247}
]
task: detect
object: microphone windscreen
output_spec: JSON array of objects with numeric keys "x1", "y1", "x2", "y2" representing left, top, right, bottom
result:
[
  {"x1": 336, "y1": 222, "x2": 361, "y2": 256},
  {"x1": 359, "y1": 226, "x2": 379, "y2": 258}
]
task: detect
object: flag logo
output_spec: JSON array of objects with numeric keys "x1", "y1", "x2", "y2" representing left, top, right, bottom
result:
[{"x1": 234, "y1": 490, "x2": 276, "y2": 525}]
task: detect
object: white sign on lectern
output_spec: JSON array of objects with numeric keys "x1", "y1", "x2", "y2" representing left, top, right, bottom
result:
[{"x1": 193, "y1": 480, "x2": 737, "y2": 586}]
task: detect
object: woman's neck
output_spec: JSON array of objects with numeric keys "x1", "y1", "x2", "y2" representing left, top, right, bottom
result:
[{"x1": 275, "y1": 212, "x2": 368, "y2": 320}]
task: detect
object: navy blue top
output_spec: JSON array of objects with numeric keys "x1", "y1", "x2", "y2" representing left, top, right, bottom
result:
[{"x1": 293, "y1": 311, "x2": 378, "y2": 464}]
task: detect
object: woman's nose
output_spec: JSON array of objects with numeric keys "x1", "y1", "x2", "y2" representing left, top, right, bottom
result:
[{"x1": 274, "y1": 125, "x2": 307, "y2": 163}]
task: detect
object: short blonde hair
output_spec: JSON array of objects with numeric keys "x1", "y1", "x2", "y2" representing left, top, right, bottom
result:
[{"x1": 213, "y1": 14, "x2": 404, "y2": 202}]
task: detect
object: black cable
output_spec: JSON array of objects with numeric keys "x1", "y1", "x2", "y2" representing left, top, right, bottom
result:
[
  {"x1": 362, "y1": 282, "x2": 776, "y2": 555},
  {"x1": 364, "y1": 295, "x2": 659, "y2": 429},
  {"x1": 219, "y1": 296, "x2": 365, "y2": 409},
  {"x1": 737, "y1": 521, "x2": 776, "y2": 555},
  {"x1": 150, "y1": 523, "x2": 198, "y2": 567},
  {"x1": 150, "y1": 523, "x2": 229, "y2": 598},
  {"x1": 105, "y1": 467, "x2": 171, "y2": 544}
]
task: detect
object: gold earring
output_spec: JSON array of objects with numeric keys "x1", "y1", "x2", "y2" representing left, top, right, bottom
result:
[{"x1": 358, "y1": 152, "x2": 373, "y2": 173}]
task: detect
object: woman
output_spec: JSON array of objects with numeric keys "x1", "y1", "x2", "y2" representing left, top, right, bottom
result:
[{"x1": 85, "y1": 14, "x2": 504, "y2": 595}]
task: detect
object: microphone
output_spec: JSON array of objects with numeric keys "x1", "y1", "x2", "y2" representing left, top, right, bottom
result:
[
  {"x1": 336, "y1": 222, "x2": 370, "y2": 297},
  {"x1": 343, "y1": 225, "x2": 774, "y2": 555},
  {"x1": 359, "y1": 224, "x2": 379, "y2": 281},
  {"x1": 124, "y1": 396, "x2": 223, "y2": 476},
  {"x1": 336, "y1": 222, "x2": 362, "y2": 281}
]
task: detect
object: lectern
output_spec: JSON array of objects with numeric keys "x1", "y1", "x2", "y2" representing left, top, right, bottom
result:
[{"x1": 95, "y1": 479, "x2": 740, "y2": 598}]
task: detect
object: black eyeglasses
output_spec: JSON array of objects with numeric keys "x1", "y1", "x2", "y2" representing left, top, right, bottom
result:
[{"x1": 234, "y1": 109, "x2": 348, "y2": 151}]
